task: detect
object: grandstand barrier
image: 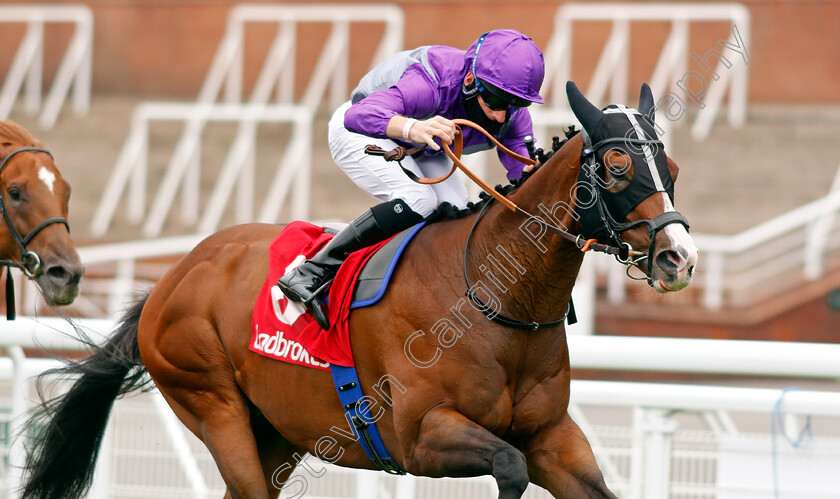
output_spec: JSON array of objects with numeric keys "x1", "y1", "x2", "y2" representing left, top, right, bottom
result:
[
  {"x1": 90, "y1": 4, "x2": 404, "y2": 238},
  {"x1": 89, "y1": 103, "x2": 314, "y2": 238},
  {"x1": 537, "y1": 2, "x2": 750, "y2": 142},
  {"x1": 218, "y1": 3, "x2": 404, "y2": 109},
  {"x1": 0, "y1": 4, "x2": 92, "y2": 129}
]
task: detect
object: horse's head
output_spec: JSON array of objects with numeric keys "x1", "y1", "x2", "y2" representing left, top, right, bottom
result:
[
  {"x1": 566, "y1": 82, "x2": 698, "y2": 292},
  {"x1": 0, "y1": 122, "x2": 83, "y2": 306}
]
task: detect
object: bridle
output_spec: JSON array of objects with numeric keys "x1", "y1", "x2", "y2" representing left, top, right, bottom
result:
[
  {"x1": 578, "y1": 129, "x2": 690, "y2": 278},
  {"x1": 0, "y1": 147, "x2": 70, "y2": 319},
  {"x1": 365, "y1": 120, "x2": 643, "y2": 260},
  {"x1": 365, "y1": 119, "x2": 685, "y2": 329}
]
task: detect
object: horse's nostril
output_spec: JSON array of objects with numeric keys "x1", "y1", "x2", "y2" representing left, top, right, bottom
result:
[
  {"x1": 45, "y1": 261, "x2": 84, "y2": 285},
  {"x1": 47, "y1": 265, "x2": 70, "y2": 283},
  {"x1": 655, "y1": 250, "x2": 682, "y2": 276},
  {"x1": 688, "y1": 266, "x2": 695, "y2": 278}
]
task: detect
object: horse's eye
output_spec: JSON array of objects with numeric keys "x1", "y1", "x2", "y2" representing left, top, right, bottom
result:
[
  {"x1": 609, "y1": 167, "x2": 627, "y2": 180},
  {"x1": 7, "y1": 186, "x2": 21, "y2": 201}
]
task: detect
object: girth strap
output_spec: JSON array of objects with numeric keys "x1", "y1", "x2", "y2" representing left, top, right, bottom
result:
[{"x1": 330, "y1": 365, "x2": 406, "y2": 475}]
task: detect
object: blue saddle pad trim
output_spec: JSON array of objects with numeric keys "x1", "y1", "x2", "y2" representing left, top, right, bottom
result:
[
  {"x1": 330, "y1": 365, "x2": 405, "y2": 474},
  {"x1": 350, "y1": 221, "x2": 425, "y2": 309}
]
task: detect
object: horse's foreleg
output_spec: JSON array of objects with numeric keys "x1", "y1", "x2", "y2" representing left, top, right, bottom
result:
[
  {"x1": 524, "y1": 414, "x2": 618, "y2": 499},
  {"x1": 403, "y1": 406, "x2": 529, "y2": 499}
]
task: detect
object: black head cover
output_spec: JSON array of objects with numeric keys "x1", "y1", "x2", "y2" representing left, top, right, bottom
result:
[
  {"x1": 638, "y1": 82, "x2": 655, "y2": 122},
  {"x1": 566, "y1": 81, "x2": 603, "y2": 133},
  {"x1": 567, "y1": 82, "x2": 675, "y2": 242}
]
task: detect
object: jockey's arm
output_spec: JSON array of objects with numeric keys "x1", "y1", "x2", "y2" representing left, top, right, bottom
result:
[
  {"x1": 385, "y1": 115, "x2": 456, "y2": 151},
  {"x1": 346, "y1": 66, "x2": 457, "y2": 150}
]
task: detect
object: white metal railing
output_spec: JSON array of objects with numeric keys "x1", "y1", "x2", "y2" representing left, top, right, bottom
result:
[
  {"x1": 217, "y1": 4, "x2": 403, "y2": 109},
  {"x1": 0, "y1": 317, "x2": 207, "y2": 499},
  {"x1": 599, "y1": 160, "x2": 840, "y2": 310},
  {"x1": 2, "y1": 319, "x2": 840, "y2": 498},
  {"x1": 68, "y1": 155, "x2": 840, "y2": 315},
  {"x1": 89, "y1": 103, "x2": 313, "y2": 238},
  {"x1": 15, "y1": 234, "x2": 207, "y2": 318},
  {"x1": 537, "y1": 2, "x2": 750, "y2": 141},
  {"x1": 0, "y1": 5, "x2": 92, "y2": 129},
  {"x1": 89, "y1": 4, "x2": 403, "y2": 239}
]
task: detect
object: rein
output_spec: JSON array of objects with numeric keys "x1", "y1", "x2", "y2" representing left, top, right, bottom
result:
[
  {"x1": 365, "y1": 120, "x2": 636, "y2": 330},
  {"x1": 365, "y1": 119, "x2": 642, "y2": 260},
  {"x1": 0, "y1": 147, "x2": 70, "y2": 319}
]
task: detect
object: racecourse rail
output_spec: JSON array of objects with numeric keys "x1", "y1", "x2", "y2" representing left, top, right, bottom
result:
[{"x1": 2, "y1": 317, "x2": 840, "y2": 498}]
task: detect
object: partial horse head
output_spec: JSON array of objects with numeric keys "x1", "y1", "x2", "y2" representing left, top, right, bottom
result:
[
  {"x1": 0, "y1": 121, "x2": 83, "y2": 306},
  {"x1": 566, "y1": 81, "x2": 698, "y2": 292}
]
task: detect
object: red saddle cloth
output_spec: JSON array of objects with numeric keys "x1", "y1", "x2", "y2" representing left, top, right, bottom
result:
[{"x1": 250, "y1": 221, "x2": 392, "y2": 368}]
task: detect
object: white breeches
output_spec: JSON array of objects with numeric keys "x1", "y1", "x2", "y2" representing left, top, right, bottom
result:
[{"x1": 328, "y1": 101, "x2": 470, "y2": 217}]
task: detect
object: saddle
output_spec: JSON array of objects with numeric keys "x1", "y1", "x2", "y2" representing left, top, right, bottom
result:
[{"x1": 250, "y1": 221, "x2": 424, "y2": 369}]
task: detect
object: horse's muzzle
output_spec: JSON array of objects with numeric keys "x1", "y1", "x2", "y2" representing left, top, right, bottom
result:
[{"x1": 37, "y1": 257, "x2": 84, "y2": 305}]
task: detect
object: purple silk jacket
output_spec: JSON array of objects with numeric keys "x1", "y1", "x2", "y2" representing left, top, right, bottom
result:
[{"x1": 344, "y1": 34, "x2": 543, "y2": 180}]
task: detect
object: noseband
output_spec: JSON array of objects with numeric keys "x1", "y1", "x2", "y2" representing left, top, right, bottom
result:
[{"x1": 0, "y1": 146, "x2": 70, "y2": 278}]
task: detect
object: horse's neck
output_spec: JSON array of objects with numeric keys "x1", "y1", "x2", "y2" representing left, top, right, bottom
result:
[{"x1": 467, "y1": 134, "x2": 586, "y2": 323}]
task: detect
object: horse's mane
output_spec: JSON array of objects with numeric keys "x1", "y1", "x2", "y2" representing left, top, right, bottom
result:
[
  {"x1": 0, "y1": 120, "x2": 39, "y2": 147},
  {"x1": 425, "y1": 127, "x2": 580, "y2": 223}
]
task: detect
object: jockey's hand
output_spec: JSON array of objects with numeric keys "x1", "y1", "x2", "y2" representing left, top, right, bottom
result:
[
  {"x1": 407, "y1": 116, "x2": 457, "y2": 151},
  {"x1": 523, "y1": 156, "x2": 541, "y2": 174}
]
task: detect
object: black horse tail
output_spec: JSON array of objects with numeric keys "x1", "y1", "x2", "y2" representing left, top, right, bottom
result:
[{"x1": 21, "y1": 293, "x2": 152, "y2": 499}]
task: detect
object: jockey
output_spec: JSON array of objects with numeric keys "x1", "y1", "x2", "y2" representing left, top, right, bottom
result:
[{"x1": 278, "y1": 29, "x2": 546, "y2": 329}]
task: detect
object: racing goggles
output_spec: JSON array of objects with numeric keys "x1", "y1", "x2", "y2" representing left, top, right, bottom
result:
[{"x1": 476, "y1": 79, "x2": 532, "y2": 111}]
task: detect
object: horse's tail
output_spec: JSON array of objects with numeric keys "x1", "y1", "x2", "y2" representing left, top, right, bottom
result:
[{"x1": 21, "y1": 293, "x2": 152, "y2": 499}]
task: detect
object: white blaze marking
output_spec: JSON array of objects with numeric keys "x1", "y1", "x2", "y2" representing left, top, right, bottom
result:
[
  {"x1": 661, "y1": 193, "x2": 698, "y2": 263},
  {"x1": 603, "y1": 106, "x2": 698, "y2": 269},
  {"x1": 38, "y1": 167, "x2": 56, "y2": 194}
]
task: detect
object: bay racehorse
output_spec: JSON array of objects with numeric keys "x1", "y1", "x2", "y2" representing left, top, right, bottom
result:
[
  {"x1": 0, "y1": 121, "x2": 82, "y2": 315},
  {"x1": 22, "y1": 82, "x2": 697, "y2": 498}
]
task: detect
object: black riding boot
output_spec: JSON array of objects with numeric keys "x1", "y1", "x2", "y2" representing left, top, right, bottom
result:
[{"x1": 277, "y1": 198, "x2": 422, "y2": 329}]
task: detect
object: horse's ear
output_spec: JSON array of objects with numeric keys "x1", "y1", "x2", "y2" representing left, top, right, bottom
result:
[
  {"x1": 638, "y1": 82, "x2": 655, "y2": 121},
  {"x1": 566, "y1": 81, "x2": 603, "y2": 133}
]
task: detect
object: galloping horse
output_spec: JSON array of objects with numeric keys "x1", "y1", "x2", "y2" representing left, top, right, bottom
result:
[
  {"x1": 23, "y1": 83, "x2": 697, "y2": 499},
  {"x1": 0, "y1": 121, "x2": 82, "y2": 313}
]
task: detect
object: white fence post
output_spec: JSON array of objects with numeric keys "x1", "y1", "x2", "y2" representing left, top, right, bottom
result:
[
  {"x1": 703, "y1": 250, "x2": 725, "y2": 310},
  {"x1": 6, "y1": 346, "x2": 27, "y2": 499},
  {"x1": 641, "y1": 409, "x2": 677, "y2": 499}
]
